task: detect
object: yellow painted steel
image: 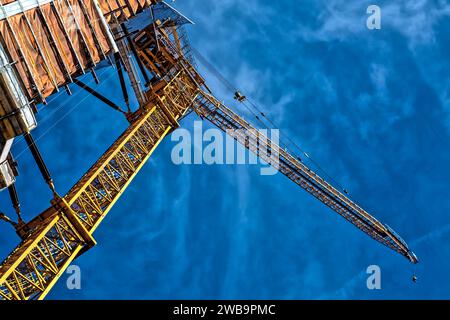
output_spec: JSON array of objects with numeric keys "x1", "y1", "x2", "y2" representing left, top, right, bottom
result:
[{"x1": 0, "y1": 68, "x2": 198, "y2": 300}]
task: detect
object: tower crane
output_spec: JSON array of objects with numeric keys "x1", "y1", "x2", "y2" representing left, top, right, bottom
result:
[{"x1": 0, "y1": 0, "x2": 417, "y2": 300}]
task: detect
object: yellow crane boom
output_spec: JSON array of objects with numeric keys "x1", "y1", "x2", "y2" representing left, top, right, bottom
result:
[{"x1": 193, "y1": 91, "x2": 418, "y2": 264}]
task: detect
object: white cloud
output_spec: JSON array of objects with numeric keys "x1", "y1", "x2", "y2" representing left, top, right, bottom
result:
[{"x1": 288, "y1": 0, "x2": 450, "y2": 46}]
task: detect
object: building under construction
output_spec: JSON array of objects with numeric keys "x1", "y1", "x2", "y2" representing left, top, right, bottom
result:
[{"x1": 0, "y1": 0, "x2": 418, "y2": 300}]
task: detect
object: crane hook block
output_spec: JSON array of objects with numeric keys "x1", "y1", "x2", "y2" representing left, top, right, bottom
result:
[{"x1": 234, "y1": 91, "x2": 247, "y2": 102}]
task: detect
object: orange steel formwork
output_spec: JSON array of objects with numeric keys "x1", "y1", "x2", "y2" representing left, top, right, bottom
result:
[{"x1": 0, "y1": 0, "x2": 155, "y2": 102}]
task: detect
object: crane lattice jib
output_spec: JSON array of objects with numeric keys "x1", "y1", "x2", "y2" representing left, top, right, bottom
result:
[{"x1": 193, "y1": 91, "x2": 418, "y2": 264}]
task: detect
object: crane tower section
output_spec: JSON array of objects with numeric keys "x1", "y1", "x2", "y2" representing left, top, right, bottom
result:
[{"x1": 0, "y1": 21, "x2": 201, "y2": 300}]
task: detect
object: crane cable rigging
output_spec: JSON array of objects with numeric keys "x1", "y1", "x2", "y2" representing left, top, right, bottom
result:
[{"x1": 190, "y1": 46, "x2": 349, "y2": 195}]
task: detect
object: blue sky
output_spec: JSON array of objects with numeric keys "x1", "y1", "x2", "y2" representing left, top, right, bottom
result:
[{"x1": 1, "y1": 0, "x2": 450, "y2": 299}]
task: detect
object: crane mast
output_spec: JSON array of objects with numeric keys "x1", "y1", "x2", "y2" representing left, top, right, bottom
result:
[
  {"x1": 0, "y1": 67, "x2": 199, "y2": 300},
  {"x1": 0, "y1": 1, "x2": 417, "y2": 300}
]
